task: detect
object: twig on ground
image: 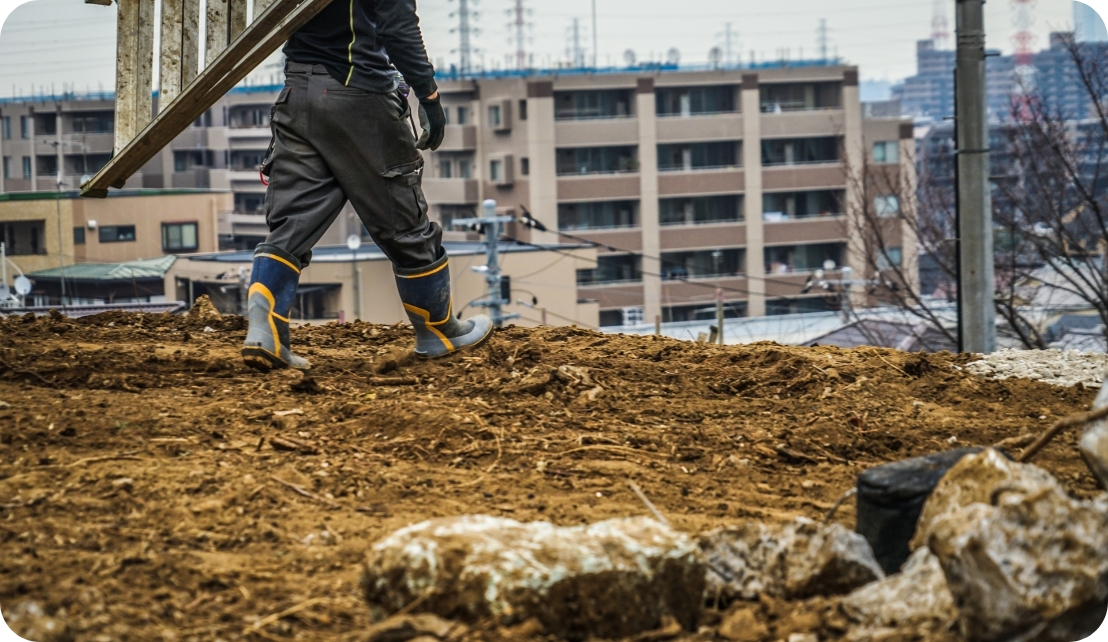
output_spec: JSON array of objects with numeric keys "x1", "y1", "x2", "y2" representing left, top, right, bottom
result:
[
  {"x1": 1017, "y1": 404, "x2": 1108, "y2": 463},
  {"x1": 627, "y1": 481, "x2": 670, "y2": 528},
  {"x1": 242, "y1": 597, "x2": 326, "y2": 636},
  {"x1": 270, "y1": 436, "x2": 319, "y2": 454},
  {"x1": 269, "y1": 476, "x2": 340, "y2": 509},
  {"x1": 823, "y1": 487, "x2": 857, "y2": 525}
]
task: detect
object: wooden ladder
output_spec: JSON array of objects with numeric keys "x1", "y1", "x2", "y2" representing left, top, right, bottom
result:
[{"x1": 80, "y1": 0, "x2": 333, "y2": 197}]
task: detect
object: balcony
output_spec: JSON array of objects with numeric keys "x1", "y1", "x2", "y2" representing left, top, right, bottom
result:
[
  {"x1": 439, "y1": 125, "x2": 477, "y2": 151},
  {"x1": 763, "y1": 242, "x2": 847, "y2": 276},
  {"x1": 422, "y1": 178, "x2": 479, "y2": 204},
  {"x1": 759, "y1": 82, "x2": 842, "y2": 113},
  {"x1": 656, "y1": 112, "x2": 743, "y2": 144},
  {"x1": 763, "y1": 216, "x2": 846, "y2": 245},
  {"x1": 660, "y1": 221, "x2": 746, "y2": 251},
  {"x1": 171, "y1": 169, "x2": 211, "y2": 189},
  {"x1": 556, "y1": 118, "x2": 639, "y2": 147},
  {"x1": 657, "y1": 167, "x2": 744, "y2": 197},
  {"x1": 554, "y1": 89, "x2": 635, "y2": 121},
  {"x1": 658, "y1": 142, "x2": 741, "y2": 173},
  {"x1": 558, "y1": 174, "x2": 641, "y2": 201},
  {"x1": 760, "y1": 110, "x2": 846, "y2": 138}
]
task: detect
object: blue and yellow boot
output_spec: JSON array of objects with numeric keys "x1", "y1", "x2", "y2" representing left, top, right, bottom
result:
[
  {"x1": 394, "y1": 252, "x2": 493, "y2": 358},
  {"x1": 242, "y1": 245, "x2": 310, "y2": 371}
]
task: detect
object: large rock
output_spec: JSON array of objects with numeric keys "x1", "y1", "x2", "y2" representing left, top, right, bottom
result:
[
  {"x1": 909, "y1": 448, "x2": 1063, "y2": 551},
  {"x1": 841, "y1": 547, "x2": 957, "y2": 640},
  {"x1": 925, "y1": 478, "x2": 1108, "y2": 641},
  {"x1": 700, "y1": 517, "x2": 884, "y2": 601},
  {"x1": 361, "y1": 515, "x2": 704, "y2": 640}
]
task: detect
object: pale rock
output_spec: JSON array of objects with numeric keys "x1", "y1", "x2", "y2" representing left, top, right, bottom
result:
[
  {"x1": 2, "y1": 602, "x2": 71, "y2": 642},
  {"x1": 841, "y1": 547, "x2": 957, "y2": 637},
  {"x1": 717, "y1": 605, "x2": 768, "y2": 642},
  {"x1": 927, "y1": 486, "x2": 1108, "y2": 641},
  {"x1": 909, "y1": 448, "x2": 1063, "y2": 551},
  {"x1": 701, "y1": 517, "x2": 884, "y2": 601},
  {"x1": 365, "y1": 613, "x2": 464, "y2": 642},
  {"x1": 361, "y1": 515, "x2": 703, "y2": 640}
]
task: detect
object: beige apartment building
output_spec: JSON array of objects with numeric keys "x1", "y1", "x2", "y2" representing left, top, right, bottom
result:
[{"x1": 428, "y1": 65, "x2": 916, "y2": 326}]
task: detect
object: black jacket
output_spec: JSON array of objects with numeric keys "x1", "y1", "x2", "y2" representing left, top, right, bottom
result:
[{"x1": 283, "y1": 0, "x2": 438, "y2": 99}]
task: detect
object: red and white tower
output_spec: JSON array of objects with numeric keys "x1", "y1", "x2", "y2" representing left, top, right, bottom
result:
[
  {"x1": 1011, "y1": 0, "x2": 1037, "y2": 119},
  {"x1": 932, "y1": 0, "x2": 951, "y2": 48}
]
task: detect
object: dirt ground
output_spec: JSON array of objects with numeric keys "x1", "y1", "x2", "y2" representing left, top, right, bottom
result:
[{"x1": 0, "y1": 305, "x2": 1098, "y2": 642}]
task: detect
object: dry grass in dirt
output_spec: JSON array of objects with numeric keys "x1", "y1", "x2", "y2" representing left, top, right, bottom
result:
[{"x1": 0, "y1": 307, "x2": 1098, "y2": 641}]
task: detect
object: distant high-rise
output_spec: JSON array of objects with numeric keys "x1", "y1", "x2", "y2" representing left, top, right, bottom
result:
[{"x1": 1074, "y1": 1, "x2": 1108, "y2": 43}]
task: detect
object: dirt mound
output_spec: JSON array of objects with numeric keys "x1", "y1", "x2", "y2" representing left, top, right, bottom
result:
[{"x1": 0, "y1": 312, "x2": 1098, "y2": 640}]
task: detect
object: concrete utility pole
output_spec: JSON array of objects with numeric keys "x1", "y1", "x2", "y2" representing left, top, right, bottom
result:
[
  {"x1": 955, "y1": 0, "x2": 996, "y2": 353},
  {"x1": 454, "y1": 199, "x2": 519, "y2": 327}
]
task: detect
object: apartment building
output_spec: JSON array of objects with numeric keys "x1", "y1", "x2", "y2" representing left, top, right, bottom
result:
[{"x1": 427, "y1": 64, "x2": 915, "y2": 326}]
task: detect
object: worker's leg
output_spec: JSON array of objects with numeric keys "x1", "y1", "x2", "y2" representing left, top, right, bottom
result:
[
  {"x1": 308, "y1": 78, "x2": 491, "y2": 356},
  {"x1": 243, "y1": 66, "x2": 347, "y2": 370}
]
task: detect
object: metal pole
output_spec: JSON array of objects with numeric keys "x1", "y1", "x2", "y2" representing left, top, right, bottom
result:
[
  {"x1": 591, "y1": 0, "x2": 598, "y2": 68},
  {"x1": 716, "y1": 287, "x2": 725, "y2": 345},
  {"x1": 484, "y1": 199, "x2": 504, "y2": 326},
  {"x1": 352, "y1": 251, "x2": 359, "y2": 320},
  {"x1": 955, "y1": 0, "x2": 996, "y2": 353}
]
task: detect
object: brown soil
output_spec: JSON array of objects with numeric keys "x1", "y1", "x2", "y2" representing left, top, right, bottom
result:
[{"x1": 0, "y1": 308, "x2": 1097, "y2": 642}]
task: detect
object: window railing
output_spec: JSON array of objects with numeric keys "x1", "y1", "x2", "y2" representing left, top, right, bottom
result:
[
  {"x1": 659, "y1": 217, "x2": 744, "y2": 227},
  {"x1": 656, "y1": 109, "x2": 740, "y2": 118},
  {"x1": 760, "y1": 102, "x2": 841, "y2": 113},
  {"x1": 556, "y1": 168, "x2": 639, "y2": 176},
  {"x1": 577, "y1": 277, "x2": 644, "y2": 287},
  {"x1": 559, "y1": 223, "x2": 640, "y2": 232},
  {"x1": 762, "y1": 158, "x2": 840, "y2": 168},
  {"x1": 662, "y1": 271, "x2": 746, "y2": 280},
  {"x1": 555, "y1": 110, "x2": 634, "y2": 121},
  {"x1": 658, "y1": 163, "x2": 742, "y2": 172},
  {"x1": 762, "y1": 211, "x2": 843, "y2": 222}
]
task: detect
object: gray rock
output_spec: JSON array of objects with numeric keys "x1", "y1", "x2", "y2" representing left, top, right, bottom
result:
[
  {"x1": 910, "y1": 448, "x2": 1064, "y2": 551},
  {"x1": 361, "y1": 515, "x2": 703, "y2": 640},
  {"x1": 701, "y1": 517, "x2": 884, "y2": 601},
  {"x1": 841, "y1": 547, "x2": 957, "y2": 637},
  {"x1": 3, "y1": 602, "x2": 71, "y2": 642},
  {"x1": 926, "y1": 480, "x2": 1108, "y2": 641}
]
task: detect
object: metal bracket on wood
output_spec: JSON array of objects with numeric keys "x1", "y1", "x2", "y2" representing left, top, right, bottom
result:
[{"x1": 81, "y1": 0, "x2": 335, "y2": 197}]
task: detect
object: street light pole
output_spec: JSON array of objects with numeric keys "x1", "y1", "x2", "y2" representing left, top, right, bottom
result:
[
  {"x1": 347, "y1": 234, "x2": 361, "y2": 321},
  {"x1": 453, "y1": 199, "x2": 520, "y2": 327}
]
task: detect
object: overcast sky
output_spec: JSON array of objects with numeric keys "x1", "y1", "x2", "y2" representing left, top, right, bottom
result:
[{"x1": 0, "y1": 0, "x2": 1078, "y2": 99}]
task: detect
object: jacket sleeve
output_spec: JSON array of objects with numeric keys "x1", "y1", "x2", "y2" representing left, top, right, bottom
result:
[{"x1": 375, "y1": 0, "x2": 438, "y2": 99}]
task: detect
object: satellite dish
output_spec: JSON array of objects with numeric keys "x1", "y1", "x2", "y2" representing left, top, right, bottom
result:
[
  {"x1": 14, "y1": 275, "x2": 31, "y2": 296},
  {"x1": 346, "y1": 235, "x2": 362, "y2": 252},
  {"x1": 823, "y1": 259, "x2": 837, "y2": 271},
  {"x1": 666, "y1": 48, "x2": 681, "y2": 65},
  {"x1": 623, "y1": 49, "x2": 636, "y2": 66},
  {"x1": 0, "y1": 284, "x2": 9, "y2": 300},
  {"x1": 708, "y1": 47, "x2": 723, "y2": 67}
]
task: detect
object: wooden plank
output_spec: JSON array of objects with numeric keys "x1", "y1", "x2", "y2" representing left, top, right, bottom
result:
[
  {"x1": 159, "y1": 0, "x2": 184, "y2": 111},
  {"x1": 182, "y1": 0, "x2": 201, "y2": 84},
  {"x1": 229, "y1": 0, "x2": 248, "y2": 39},
  {"x1": 136, "y1": 0, "x2": 155, "y2": 130},
  {"x1": 113, "y1": 0, "x2": 139, "y2": 154},
  {"x1": 82, "y1": 0, "x2": 335, "y2": 196},
  {"x1": 205, "y1": 0, "x2": 228, "y2": 67}
]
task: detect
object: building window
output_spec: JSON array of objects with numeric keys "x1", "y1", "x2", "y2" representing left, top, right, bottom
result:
[
  {"x1": 876, "y1": 247, "x2": 903, "y2": 269},
  {"x1": 1, "y1": 116, "x2": 9, "y2": 139},
  {"x1": 21, "y1": 157, "x2": 31, "y2": 179},
  {"x1": 490, "y1": 159, "x2": 503, "y2": 182},
  {"x1": 458, "y1": 158, "x2": 472, "y2": 178},
  {"x1": 162, "y1": 222, "x2": 198, "y2": 251},
  {"x1": 558, "y1": 201, "x2": 637, "y2": 230},
  {"x1": 99, "y1": 225, "x2": 137, "y2": 243},
  {"x1": 20, "y1": 116, "x2": 29, "y2": 138},
  {"x1": 439, "y1": 159, "x2": 453, "y2": 178},
  {"x1": 488, "y1": 104, "x2": 502, "y2": 128},
  {"x1": 873, "y1": 141, "x2": 899, "y2": 164},
  {"x1": 443, "y1": 107, "x2": 450, "y2": 124},
  {"x1": 71, "y1": 111, "x2": 114, "y2": 133},
  {"x1": 2, "y1": 157, "x2": 8, "y2": 179},
  {"x1": 519, "y1": 99, "x2": 528, "y2": 120},
  {"x1": 875, "y1": 195, "x2": 900, "y2": 217},
  {"x1": 520, "y1": 157, "x2": 530, "y2": 176},
  {"x1": 660, "y1": 195, "x2": 743, "y2": 225},
  {"x1": 456, "y1": 106, "x2": 469, "y2": 125},
  {"x1": 73, "y1": 227, "x2": 86, "y2": 244}
]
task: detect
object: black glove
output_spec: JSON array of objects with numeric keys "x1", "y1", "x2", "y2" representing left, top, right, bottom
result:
[{"x1": 416, "y1": 95, "x2": 446, "y2": 151}]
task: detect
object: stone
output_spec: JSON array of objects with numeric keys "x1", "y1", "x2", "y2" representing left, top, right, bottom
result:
[
  {"x1": 909, "y1": 448, "x2": 1063, "y2": 551},
  {"x1": 841, "y1": 547, "x2": 957, "y2": 636},
  {"x1": 717, "y1": 605, "x2": 768, "y2": 642},
  {"x1": 927, "y1": 488, "x2": 1108, "y2": 642},
  {"x1": 361, "y1": 515, "x2": 704, "y2": 640},
  {"x1": 2, "y1": 601, "x2": 72, "y2": 642},
  {"x1": 701, "y1": 518, "x2": 884, "y2": 601},
  {"x1": 1080, "y1": 387, "x2": 1108, "y2": 488}
]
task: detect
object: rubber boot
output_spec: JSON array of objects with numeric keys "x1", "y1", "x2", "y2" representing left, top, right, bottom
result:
[
  {"x1": 242, "y1": 245, "x2": 310, "y2": 370},
  {"x1": 394, "y1": 251, "x2": 493, "y2": 358}
]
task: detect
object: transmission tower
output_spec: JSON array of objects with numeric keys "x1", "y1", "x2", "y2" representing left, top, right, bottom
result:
[
  {"x1": 1012, "y1": 0, "x2": 1036, "y2": 68},
  {"x1": 508, "y1": 0, "x2": 532, "y2": 71},
  {"x1": 449, "y1": 0, "x2": 479, "y2": 75},
  {"x1": 931, "y1": 0, "x2": 950, "y2": 48},
  {"x1": 816, "y1": 19, "x2": 829, "y2": 61},
  {"x1": 568, "y1": 18, "x2": 586, "y2": 68},
  {"x1": 716, "y1": 22, "x2": 739, "y2": 67}
]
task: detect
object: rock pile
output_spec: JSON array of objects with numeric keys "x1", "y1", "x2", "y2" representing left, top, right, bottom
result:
[{"x1": 965, "y1": 348, "x2": 1108, "y2": 388}]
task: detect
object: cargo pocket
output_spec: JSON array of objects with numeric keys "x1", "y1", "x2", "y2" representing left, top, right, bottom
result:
[
  {"x1": 382, "y1": 159, "x2": 428, "y2": 221},
  {"x1": 260, "y1": 86, "x2": 291, "y2": 179}
]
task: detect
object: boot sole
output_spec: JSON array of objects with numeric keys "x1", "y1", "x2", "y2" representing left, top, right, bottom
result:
[
  {"x1": 242, "y1": 347, "x2": 287, "y2": 371},
  {"x1": 418, "y1": 322, "x2": 494, "y2": 359}
]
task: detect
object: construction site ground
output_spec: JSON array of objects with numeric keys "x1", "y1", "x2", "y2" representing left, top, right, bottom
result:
[{"x1": 0, "y1": 307, "x2": 1099, "y2": 641}]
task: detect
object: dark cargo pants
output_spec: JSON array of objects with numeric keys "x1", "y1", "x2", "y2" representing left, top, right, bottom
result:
[{"x1": 261, "y1": 61, "x2": 441, "y2": 269}]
